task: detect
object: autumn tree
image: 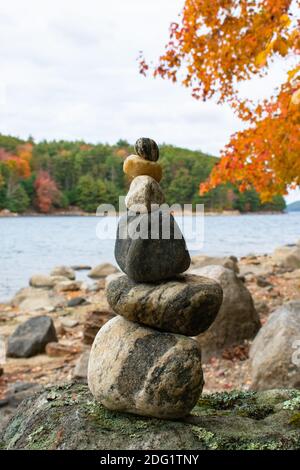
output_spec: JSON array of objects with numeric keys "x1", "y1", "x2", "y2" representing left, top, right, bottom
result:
[
  {"x1": 34, "y1": 171, "x2": 60, "y2": 213},
  {"x1": 140, "y1": 0, "x2": 300, "y2": 200},
  {"x1": 0, "y1": 147, "x2": 31, "y2": 191},
  {"x1": 0, "y1": 145, "x2": 32, "y2": 211}
]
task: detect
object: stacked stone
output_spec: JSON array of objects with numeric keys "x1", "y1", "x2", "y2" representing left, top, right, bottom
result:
[{"x1": 88, "y1": 138, "x2": 223, "y2": 419}]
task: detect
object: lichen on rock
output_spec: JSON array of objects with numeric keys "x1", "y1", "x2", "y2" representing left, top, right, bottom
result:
[{"x1": 1, "y1": 383, "x2": 300, "y2": 450}]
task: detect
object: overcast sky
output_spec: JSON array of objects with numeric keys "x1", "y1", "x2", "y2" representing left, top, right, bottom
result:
[{"x1": 0, "y1": 0, "x2": 298, "y2": 202}]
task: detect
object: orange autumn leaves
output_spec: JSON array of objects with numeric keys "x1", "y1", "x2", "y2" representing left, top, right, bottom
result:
[
  {"x1": 0, "y1": 143, "x2": 60, "y2": 213},
  {"x1": 201, "y1": 80, "x2": 300, "y2": 201},
  {"x1": 0, "y1": 143, "x2": 32, "y2": 179},
  {"x1": 140, "y1": 0, "x2": 300, "y2": 200},
  {"x1": 34, "y1": 171, "x2": 60, "y2": 213}
]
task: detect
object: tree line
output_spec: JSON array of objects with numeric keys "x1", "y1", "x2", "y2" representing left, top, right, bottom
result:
[{"x1": 0, "y1": 134, "x2": 285, "y2": 214}]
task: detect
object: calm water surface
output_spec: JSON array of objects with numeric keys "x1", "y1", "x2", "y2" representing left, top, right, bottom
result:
[{"x1": 0, "y1": 213, "x2": 299, "y2": 302}]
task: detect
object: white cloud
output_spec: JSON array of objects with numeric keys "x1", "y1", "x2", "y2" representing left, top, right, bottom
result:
[{"x1": 0, "y1": 0, "x2": 295, "y2": 164}]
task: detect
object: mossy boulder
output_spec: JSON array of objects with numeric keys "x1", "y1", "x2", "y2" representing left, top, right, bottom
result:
[{"x1": 1, "y1": 384, "x2": 300, "y2": 450}]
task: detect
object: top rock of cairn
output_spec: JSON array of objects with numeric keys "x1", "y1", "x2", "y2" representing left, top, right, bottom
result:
[
  {"x1": 134, "y1": 137, "x2": 159, "y2": 162},
  {"x1": 88, "y1": 137, "x2": 223, "y2": 420}
]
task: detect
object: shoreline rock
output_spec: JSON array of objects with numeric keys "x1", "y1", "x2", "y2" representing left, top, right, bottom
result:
[
  {"x1": 88, "y1": 263, "x2": 119, "y2": 279},
  {"x1": 7, "y1": 316, "x2": 58, "y2": 358},
  {"x1": 190, "y1": 255, "x2": 239, "y2": 273},
  {"x1": 83, "y1": 307, "x2": 115, "y2": 345},
  {"x1": 250, "y1": 301, "x2": 300, "y2": 390},
  {"x1": 50, "y1": 266, "x2": 75, "y2": 280},
  {"x1": 11, "y1": 287, "x2": 65, "y2": 311},
  {"x1": 192, "y1": 265, "x2": 261, "y2": 360}
]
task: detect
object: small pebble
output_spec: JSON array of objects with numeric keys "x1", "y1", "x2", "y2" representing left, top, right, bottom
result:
[{"x1": 134, "y1": 137, "x2": 159, "y2": 162}]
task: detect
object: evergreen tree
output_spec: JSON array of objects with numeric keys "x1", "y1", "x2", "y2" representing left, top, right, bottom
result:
[
  {"x1": 6, "y1": 184, "x2": 30, "y2": 213},
  {"x1": 76, "y1": 175, "x2": 98, "y2": 212},
  {"x1": 21, "y1": 173, "x2": 36, "y2": 205}
]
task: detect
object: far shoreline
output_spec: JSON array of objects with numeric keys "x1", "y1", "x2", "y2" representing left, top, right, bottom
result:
[{"x1": 0, "y1": 209, "x2": 291, "y2": 218}]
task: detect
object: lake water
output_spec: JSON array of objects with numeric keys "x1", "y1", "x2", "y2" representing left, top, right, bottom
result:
[{"x1": 0, "y1": 212, "x2": 300, "y2": 302}]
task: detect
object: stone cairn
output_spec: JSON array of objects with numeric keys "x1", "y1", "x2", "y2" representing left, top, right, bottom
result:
[{"x1": 88, "y1": 137, "x2": 223, "y2": 419}]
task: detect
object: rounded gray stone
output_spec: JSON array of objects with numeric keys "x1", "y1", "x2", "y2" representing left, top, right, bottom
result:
[
  {"x1": 125, "y1": 175, "x2": 165, "y2": 213},
  {"x1": 134, "y1": 137, "x2": 159, "y2": 162},
  {"x1": 29, "y1": 275, "x2": 56, "y2": 288},
  {"x1": 50, "y1": 266, "x2": 75, "y2": 280},
  {"x1": 106, "y1": 274, "x2": 223, "y2": 336},
  {"x1": 115, "y1": 209, "x2": 191, "y2": 282},
  {"x1": 7, "y1": 316, "x2": 58, "y2": 358},
  {"x1": 88, "y1": 316, "x2": 204, "y2": 419},
  {"x1": 88, "y1": 263, "x2": 119, "y2": 279}
]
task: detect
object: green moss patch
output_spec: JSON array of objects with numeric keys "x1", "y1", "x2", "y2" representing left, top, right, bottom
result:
[{"x1": 1, "y1": 384, "x2": 300, "y2": 450}]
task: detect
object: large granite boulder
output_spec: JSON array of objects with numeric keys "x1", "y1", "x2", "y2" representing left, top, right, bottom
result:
[
  {"x1": 250, "y1": 301, "x2": 300, "y2": 390},
  {"x1": 115, "y1": 209, "x2": 191, "y2": 282},
  {"x1": 88, "y1": 316, "x2": 204, "y2": 419},
  {"x1": 106, "y1": 274, "x2": 223, "y2": 336},
  {"x1": 272, "y1": 245, "x2": 300, "y2": 270},
  {"x1": 7, "y1": 316, "x2": 58, "y2": 358},
  {"x1": 190, "y1": 265, "x2": 261, "y2": 360},
  {"x1": 190, "y1": 255, "x2": 239, "y2": 273},
  {"x1": 2, "y1": 383, "x2": 300, "y2": 450}
]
